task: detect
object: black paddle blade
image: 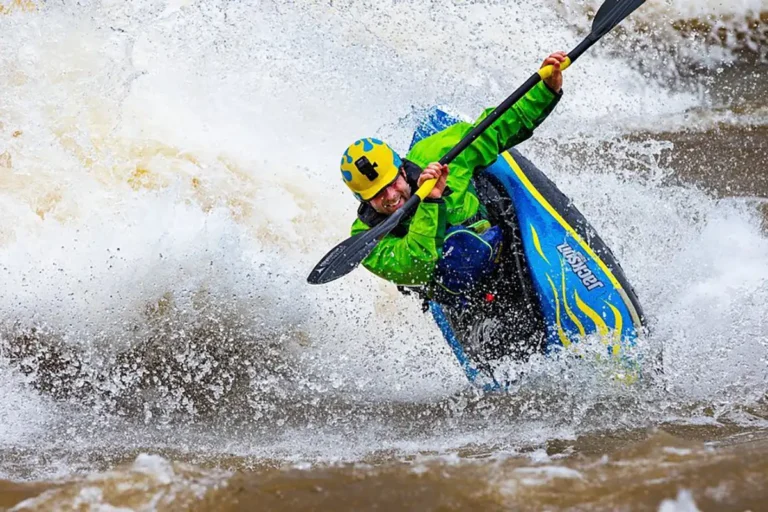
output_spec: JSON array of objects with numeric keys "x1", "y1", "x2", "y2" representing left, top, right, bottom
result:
[
  {"x1": 307, "y1": 231, "x2": 380, "y2": 284},
  {"x1": 592, "y1": 0, "x2": 645, "y2": 39},
  {"x1": 307, "y1": 207, "x2": 407, "y2": 285}
]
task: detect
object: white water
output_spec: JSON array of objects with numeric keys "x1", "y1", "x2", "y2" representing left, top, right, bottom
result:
[{"x1": 1, "y1": 0, "x2": 768, "y2": 477}]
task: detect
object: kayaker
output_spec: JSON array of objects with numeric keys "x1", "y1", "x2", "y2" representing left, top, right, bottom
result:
[{"x1": 339, "y1": 52, "x2": 566, "y2": 298}]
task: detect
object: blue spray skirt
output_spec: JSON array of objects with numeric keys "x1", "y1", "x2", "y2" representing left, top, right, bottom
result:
[{"x1": 410, "y1": 108, "x2": 645, "y2": 388}]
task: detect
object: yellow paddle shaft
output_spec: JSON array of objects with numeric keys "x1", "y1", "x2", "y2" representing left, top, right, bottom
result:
[
  {"x1": 415, "y1": 178, "x2": 438, "y2": 201},
  {"x1": 537, "y1": 56, "x2": 572, "y2": 79}
]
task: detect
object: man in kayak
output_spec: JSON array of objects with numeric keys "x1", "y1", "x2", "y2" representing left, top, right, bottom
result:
[{"x1": 339, "y1": 51, "x2": 567, "y2": 363}]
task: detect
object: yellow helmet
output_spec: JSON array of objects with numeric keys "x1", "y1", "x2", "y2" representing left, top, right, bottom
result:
[{"x1": 340, "y1": 138, "x2": 402, "y2": 201}]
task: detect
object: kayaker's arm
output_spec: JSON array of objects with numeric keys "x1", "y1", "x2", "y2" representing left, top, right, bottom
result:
[
  {"x1": 469, "y1": 80, "x2": 561, "y2": 164},
  {"x1": 463, "y1": 51, "x2": 565, "y2": 165},
  {"x1": 351, "y1": 200, "x2": 448, "y2": 286},
  {"x1": 407, "y1": 82, "x2": 561, "y2": 197}
]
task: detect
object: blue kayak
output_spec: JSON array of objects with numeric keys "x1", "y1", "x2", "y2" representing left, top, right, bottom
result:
[{"x1": 409, "y1": 108, "x2": 645, "y2": 389}]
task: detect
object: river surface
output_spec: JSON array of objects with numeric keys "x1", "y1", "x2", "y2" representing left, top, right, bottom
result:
[{"x1": 1, "y1": 0, "x2": 768, "y2": 510}]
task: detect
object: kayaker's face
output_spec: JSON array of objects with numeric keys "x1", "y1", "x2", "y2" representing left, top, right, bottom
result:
[{"x1": 368, "y1": 171, "x2": 411, "y2": 215}]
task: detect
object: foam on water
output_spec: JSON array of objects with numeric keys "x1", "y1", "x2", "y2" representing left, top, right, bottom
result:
[
  {"x1": 658, "y1": 490, "x2": 702, "y2": 512},
  {"x1": 9, "y1": 453, "x2": 231, "y2": 510},
  {"x1": 1, "y1": 0, "x2": 767, "y2": 472},
  {"x1": 0, "y1": 364, "x2": 57, "y2": 456}
]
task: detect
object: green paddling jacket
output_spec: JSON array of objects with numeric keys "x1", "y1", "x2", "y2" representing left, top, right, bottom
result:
[{"x1": 351, "y1": 81, "x2": 561, "y2": 286}]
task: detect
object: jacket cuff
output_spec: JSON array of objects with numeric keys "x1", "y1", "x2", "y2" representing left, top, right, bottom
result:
[
  {"x1": 543, "y1": 82, "x2": 563, "y2": 97},
  {"x1": 532, "y1": 80, "x2": 562, "y2": 117},
  {"x1": 531, "y1": 79, "x2": 559, "y2": 100}
]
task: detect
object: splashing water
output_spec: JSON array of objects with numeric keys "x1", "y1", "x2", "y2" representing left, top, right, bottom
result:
[{"x1": 0, "y1": 1, "x2": 767, "y2": 495}]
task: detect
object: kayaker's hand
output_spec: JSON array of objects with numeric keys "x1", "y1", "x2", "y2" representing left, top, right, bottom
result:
[
  {"x1": 418, "y1": 163, "x2": 449, "y2": 200},
  {"x1": 541, "y1": 51, "x2": 567, "y2": 93}
]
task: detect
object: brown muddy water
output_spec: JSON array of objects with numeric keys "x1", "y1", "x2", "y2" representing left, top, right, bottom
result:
[
  {"x1": 3, "y1": 2, "x2": 768, "y2": 511},
  {"x1": 3, "y1": 425, "x2": 768, "y2": 511}
]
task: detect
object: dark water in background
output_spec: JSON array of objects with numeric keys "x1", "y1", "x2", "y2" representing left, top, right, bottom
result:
[{"x1": 1, "y1": 0, "x2": 768, "y2": 510}]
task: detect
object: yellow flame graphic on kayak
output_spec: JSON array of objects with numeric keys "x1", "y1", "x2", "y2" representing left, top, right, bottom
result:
[
  {"x1": 575, "y1": 290, "x2": 609, "y2": 340},
  {"x1": 530, "y1": 225, "x2": 549, "y2": 265},
  {"x1": 562, "y1": 272, "x2": 586, "y2": 339},
  {"x1": 544, "y1": 262, "x2": 626, "y2": 355},
  {"x1": 546, "y1": 275, "x2": 570, "y2": 347},
  {"x1": 607, "y1": 302, "x2": 623, "y2": 356}
]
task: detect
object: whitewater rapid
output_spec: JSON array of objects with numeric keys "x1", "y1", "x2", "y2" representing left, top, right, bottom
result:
[{"x1": 1, "y1": 0, "x2": 768, "y2": 480}]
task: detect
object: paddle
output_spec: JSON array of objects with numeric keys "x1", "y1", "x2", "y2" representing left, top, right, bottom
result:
[{"x1": 308, "y1": 0, "x2": 645, "y2": 285}]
